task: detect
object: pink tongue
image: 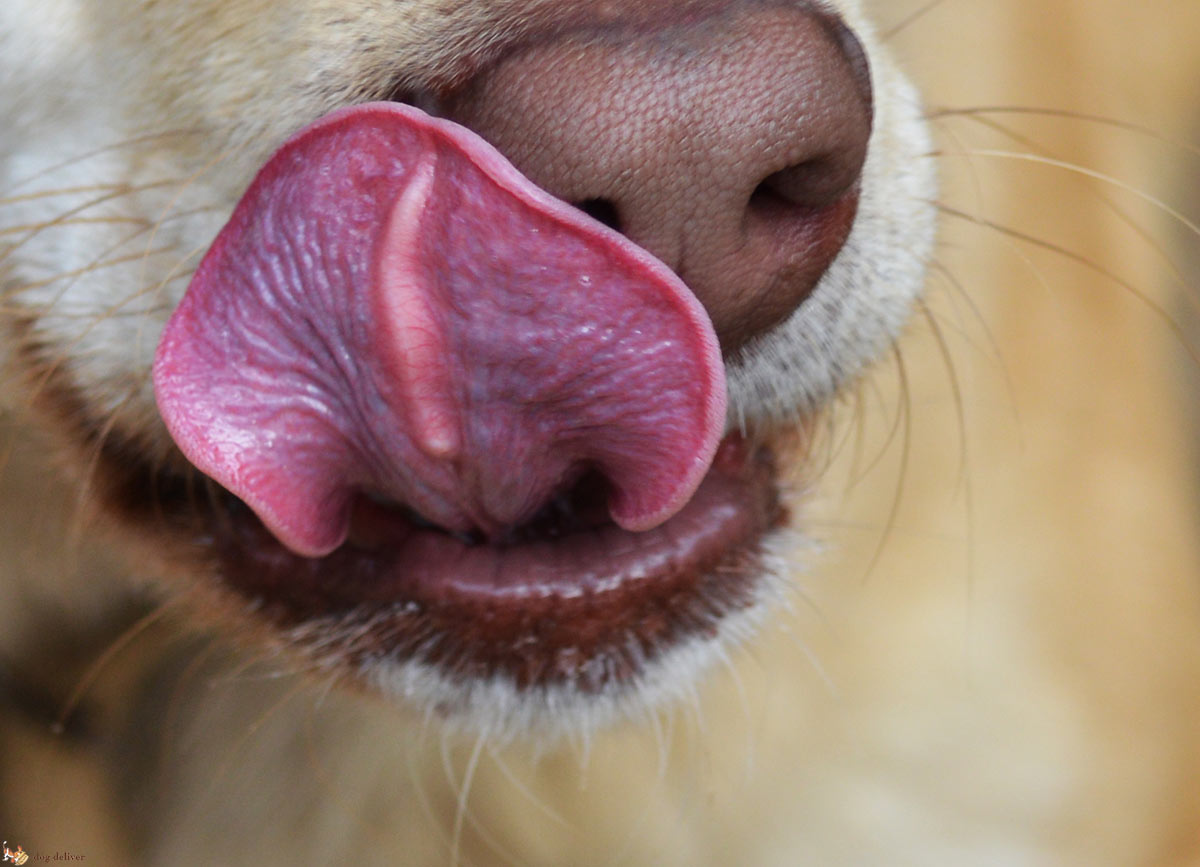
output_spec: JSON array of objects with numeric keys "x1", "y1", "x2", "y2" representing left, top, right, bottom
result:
[{"x1": 153, "y1": 102, "x2": 725, "y2": 558}]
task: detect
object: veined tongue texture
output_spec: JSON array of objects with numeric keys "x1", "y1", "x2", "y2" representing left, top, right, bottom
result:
[{"x1": 153, "y1": 102, "x2": 725, "y2": 558}]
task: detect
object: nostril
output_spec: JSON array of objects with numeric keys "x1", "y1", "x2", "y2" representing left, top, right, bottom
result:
[
  {"x1": 572, "y1": 198, "x2": 622, "y2": 233},
  {"x1": 750, "y1": 157, "x2": 858, "y2": 214}
]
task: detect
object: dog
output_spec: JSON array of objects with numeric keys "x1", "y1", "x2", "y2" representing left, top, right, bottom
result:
[{"x1": 2, "y1": 0, "x2": 1199, "y2": 864}]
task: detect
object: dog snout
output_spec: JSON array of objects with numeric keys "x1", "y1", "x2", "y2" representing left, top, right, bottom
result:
[{"x1": 439, "y1": 4, "x2": 873, "y2": 352}]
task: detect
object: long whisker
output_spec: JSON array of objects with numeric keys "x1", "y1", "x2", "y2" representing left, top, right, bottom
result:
[
  {"x1": 929, "y1": 105, "x2": 1200, "y2": 158},
  {"x1": 917, "y1": 297, "x2": 978, "y2": 625},
  {"x1": 937, "y1": 202, "x2": 1200, "y2": 368},
  {"x1": 55, "y1": 597, "x2": 180, "y2": 734},
  {"x1": 882, "y1": 0, "x2": 951, "y2": 41},
  {"x1": 436, "y1": 733, "x2": 524, "y2": 867},
  {"x1": 202, "y1": 678, "x2": 312, "y2": 800},
  {"x1": 814, "y1": 385, "x2": 859, "y2": 482},
  {"x1": 6, "y1": 207, "x2": 215, "y2": 410},
  {"x1": 7, "y1": 245, "x2": 178, "y2": 299},
  {"x1": 848, "y1": 345, "x2": 908, "y2": 492},
  {"x1": 484, "y1": 744, "x2": 570, "y2": 829},
  {"x1": 0, "y1": 178, "x2": 188, "y2": 267},
  {"x1": 927, "y1": 260, "x2": 1021, "y2": 426},
  {"x1": 156, "y1": 637, "x2": 223, "y2": 770},
  {"x1": 0, "y1": 215, "x2": 150, "y2": 237},
  {"x1": 941, "y1": 111, "x2": 1200, "y2": 316},
  {"x1": 404, "y1": 726, "x2": 462, "y2": 860},
  {"x1": 927, "y1": 261, "x2": 1006, "y2": 369},
  {"x1": 65, "y1": 384, "x2": 147, "y2": 543},
  {"x1": 860, "y1": 344, "x2": 913, "y2": 585},
  {"x1": 943, "y1": 149, "x2": 1200, "y2": 239},
  {"x1": 0, "y1": 182, "x2": 140, "y2": 207},
  {"x1": 139, "y1": 141, "x2": 248, "y2": 291},
  {"x1": 2, "y1": 129, "x2": 203, "y2": 195},
  {"x1": 11, "y1": 246, "x2": 175, "y2": 413},
  {"x1": 450, "y1": 731, "x2": 488, "y2": 867},
  {"x1": 916, "y1": 297, "x2": 968, "y2": 486}
]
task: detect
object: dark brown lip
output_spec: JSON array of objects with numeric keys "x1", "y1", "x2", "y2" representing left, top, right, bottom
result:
[
  {"x1": 23, "y1": 358, "x2": 786, "y2": 696},
  {"x1": 206, "y1": 435, "x2": 785, "y2": 692}
]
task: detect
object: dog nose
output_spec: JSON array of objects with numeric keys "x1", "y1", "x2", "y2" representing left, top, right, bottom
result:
[{"x1": 440, "y1": 5, "x2": 872, "y2": 352}]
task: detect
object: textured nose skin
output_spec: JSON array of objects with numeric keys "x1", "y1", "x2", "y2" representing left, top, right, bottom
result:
[{"x1": 441, "y1": 4, "x2": 873, "y2": 352}]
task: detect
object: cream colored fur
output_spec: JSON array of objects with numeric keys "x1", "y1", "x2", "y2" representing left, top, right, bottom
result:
[{"x1": 2, "y1": 0, "x2": 1199, "y2": 864}]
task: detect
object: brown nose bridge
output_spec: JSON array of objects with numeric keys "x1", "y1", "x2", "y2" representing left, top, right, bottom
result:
[{"x1": 442, "y1": 3, "x2": 873, "y2": 352}]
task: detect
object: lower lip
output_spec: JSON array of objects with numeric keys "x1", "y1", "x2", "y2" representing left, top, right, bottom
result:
[{"x1": 209, "y1": 435, "x2": 784, "y2": 689}]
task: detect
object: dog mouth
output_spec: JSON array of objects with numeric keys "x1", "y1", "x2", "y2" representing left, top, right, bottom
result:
[
  {"x1": 144, "y1": 100, "x2": 795, "y2": 704},
  {"x1": 203, "y1": 434, "x2": 785, "y2": 696}
]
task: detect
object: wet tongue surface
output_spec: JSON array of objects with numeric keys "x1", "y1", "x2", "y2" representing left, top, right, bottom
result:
[{"x1": 153, "y1": 102, "x2": 726, "y2": 559}]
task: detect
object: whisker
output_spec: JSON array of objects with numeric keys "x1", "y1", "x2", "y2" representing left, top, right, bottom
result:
[
  {"x1": 13, "y1": 247, "x2": 174, "y2": 414},
  {"x1": 941, "y1": 112, "x2": 1200, "y2": 318},
  {"x1": 944, "y1": 148, "x2": 1200, "y2": 239},
  {"x1": 55, "y1": 598, "x2": 179, "y2": 735},
  {"x1": 450, "y1": 731, "x2": 488, "y2": 867},
  {"x1": 403, "y1": 727, "x2": 463, "y2": 861},
  {"x1": 812, "y1": 392, "x2": 854, "y2": 482},
  {"x1": 771, "y1": 607, "x2": 837, "y2": 697},
  {"x1": 9, "y1": 211, "x2": 212, "y2": 410},
  {"x1": 929, "y1": 105, "x2": 1200, "y2": 158},
  {"x1": 484, "y1": 744, "x2": 570, "y2": 829},
  {"x1": 203, "y1": 678, "x2": 311, "y2": 799},
  {"x1": 64, "y1": 385, "x2": 147, "y2": 544},
  {"x1": 156, "y1": 637, "x2": 223, "y2": 772},
  {"x1": 846, "y1": 347, "x2": 907, "y2": 492},
  {"x1": 711, "y1": 640, "x2": 756, "y2": 784},
  {"x1": 2, "y1": 201, "x2": 214, "y2": 304},
  {"x1": 916, "y1": 297, "x2": 969, "y2": 487},
  {"x1": 0, "y1": 215, "x2": 150, "y2": 237},
  {"x1": 937, "y1": 202, "x2": 1200, "y2": 368},
  {"x1": 435, "y1": 733, "x2": 524, "y2": 867},
  {"x1": 931, "y1": 121, "x2": 992, "y2": 224},
  {"x1": 927, "y1": 260, "x2": 1022, "y2": 429},
  {"x1": 838, "y1": 379, "x2": 870, "y2": 494},
  {"x1": 0, "y1": 182, "x2": 140, "y2": 207},
  {"x1": 917, "y1": 297, "x2": 979, "y2": 625},
  {"x1": 860, "y1": 344, "x2": 912, "y2": 586},
  {"x1": 0, "y1": 178, "x2": 187, "y2": 267},
  {"x1": 2, "y1": 129, "x2": 203, "y2": 195},
  {"x1": 438, "y1": 735, "x2": 465, "y2": 861},
  {"x1": 927, "y1": 261, "x2": 1005, "y2": 368},
  {"x1": 138, "y1": 142, "x2": 247, "y2": 291},
  {"x1": 8, "y1": 245, "x2": 178, "y2": 297},
  {"x1": 882, "y1": 0, "x2": 952, "y2": 41}
]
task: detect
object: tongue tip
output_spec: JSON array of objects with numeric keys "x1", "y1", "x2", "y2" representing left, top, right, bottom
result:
[
  {"x1": 243, "y1": 494, "x2": 352, "y2": 559},
  {"x1": 153, "y1": 379, "x2": 349, "y2": 562},
  {"x1": 608, "y1": 390, "x2": 729, "y2": 534}
]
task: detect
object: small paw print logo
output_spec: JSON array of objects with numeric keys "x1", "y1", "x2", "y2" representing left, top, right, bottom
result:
[{"x1": 2, "y1": 842, "x2": 28, "y2": 866}]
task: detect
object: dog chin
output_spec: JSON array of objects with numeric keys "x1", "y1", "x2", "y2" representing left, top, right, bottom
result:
[{"x1": 349, "y1": 525, "x2": 806, "y2": 740}]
